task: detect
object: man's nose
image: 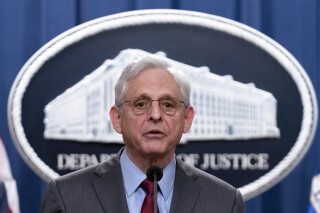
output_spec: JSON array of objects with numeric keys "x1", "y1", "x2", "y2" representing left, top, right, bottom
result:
[{"x1": 148, "y1": 101, "x2": 162, "y2": 121}]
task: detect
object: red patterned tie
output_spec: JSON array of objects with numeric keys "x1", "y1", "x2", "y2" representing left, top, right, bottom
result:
[{"x1": 140, "y1": 179, "x2": 158, "y2": 213}]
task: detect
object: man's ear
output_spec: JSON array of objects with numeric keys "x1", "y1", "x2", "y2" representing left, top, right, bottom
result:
[
  {"x1": 109, "y1": 106, "x2": 122, "y2": 134},
  {"x1": 183, "y1": 106, "x2": 194, "y2": 133}
]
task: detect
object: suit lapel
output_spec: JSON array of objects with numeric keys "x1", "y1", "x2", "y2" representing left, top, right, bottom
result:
[
  {"x1": 92, "y1": 153, "x2": 129, "y2": 213},
  {"x1": 169, "y1": 159, "x2": 201, "y2": 213}
]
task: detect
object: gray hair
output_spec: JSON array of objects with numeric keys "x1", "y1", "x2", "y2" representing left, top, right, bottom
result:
[{"x1": 114, "y1": 55, "x2": 191, "y2": 108}]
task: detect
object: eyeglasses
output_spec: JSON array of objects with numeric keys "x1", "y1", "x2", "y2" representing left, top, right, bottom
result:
[{"x1": 121, "y1": 96, "x2": 185, "y2": 115}]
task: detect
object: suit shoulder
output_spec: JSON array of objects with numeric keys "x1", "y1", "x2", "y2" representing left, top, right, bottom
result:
[
  {"x1": 176, "y1": 158, "x2": 244, "y2": 212},
  {"x1": 177, "y1": 158, "x2": 237, "y2": 192},
  {"x1": 56, "y1": 163, "x2": 99, "y2": 182},
  {"x1": 53, "y1": 156, "x2": 119, "y2": 185}
]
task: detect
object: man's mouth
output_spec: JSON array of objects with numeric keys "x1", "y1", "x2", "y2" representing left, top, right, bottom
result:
[{"x1": 144, "y1": 130, "x2": 165, "y2": 139}]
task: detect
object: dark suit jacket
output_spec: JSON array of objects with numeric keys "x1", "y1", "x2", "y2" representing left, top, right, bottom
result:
[{"x1": 40, "y1": 150, "x2": 244, "y2": 213}]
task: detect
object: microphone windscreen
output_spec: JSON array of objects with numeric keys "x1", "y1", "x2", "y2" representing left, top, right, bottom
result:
[{"x1": 146, "y1": 166, "x2": 163, "y2": 182}]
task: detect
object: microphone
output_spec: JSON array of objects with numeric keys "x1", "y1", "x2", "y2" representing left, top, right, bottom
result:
[
  {"x1": 147, "y1": 166, "x2": 163, "y2": 182},
  {"x1": 146, "y1": 166, "x2": 163, "y2": 213}
]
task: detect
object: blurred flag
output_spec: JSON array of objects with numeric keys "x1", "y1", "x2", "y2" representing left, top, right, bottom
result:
[
  {"x1": 0, "y1": 138, "x2": 20, "y2": 213},
  {"x1": 308, "y1": 163, "x2": 320, "y2": 213},
  {"x1": 0, "y1": 181, "x2": 11, "y2": 213}
]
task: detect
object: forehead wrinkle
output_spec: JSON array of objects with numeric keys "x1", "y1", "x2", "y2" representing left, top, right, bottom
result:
[{"x1": 129, "y1": 87, "x2": 181, "y2": 100}]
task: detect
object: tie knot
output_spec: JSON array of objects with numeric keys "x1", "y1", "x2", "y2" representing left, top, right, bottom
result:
[{"x1": 140, "y1": 179, "x2": 154, "y2": 194}]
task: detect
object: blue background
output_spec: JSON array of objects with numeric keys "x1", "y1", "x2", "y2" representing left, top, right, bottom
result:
[{"x1": 0, "y1": 0, "x2": 319, "y2": 212}]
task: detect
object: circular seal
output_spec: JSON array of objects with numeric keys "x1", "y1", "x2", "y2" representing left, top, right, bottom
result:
[{"x1": 7, "y1": 9, "x2": 318, "y2": 200}]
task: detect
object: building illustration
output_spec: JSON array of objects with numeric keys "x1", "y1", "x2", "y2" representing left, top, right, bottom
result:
[{"x1": 43, "y1": 49, "x2": 280, "y2": 144}]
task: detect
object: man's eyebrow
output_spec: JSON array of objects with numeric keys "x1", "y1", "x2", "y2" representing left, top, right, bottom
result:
[
  {"x1": 136, "y1": 94, "x2": 150, "y2": 99},
  {"x1": 134, "y1": 93, "x2": 176, "y2": 99}
]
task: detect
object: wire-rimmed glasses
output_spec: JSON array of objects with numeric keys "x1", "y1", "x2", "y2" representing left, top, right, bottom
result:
[{"x1": 121, "y1": 96, "x2": 185, "y2": 115}]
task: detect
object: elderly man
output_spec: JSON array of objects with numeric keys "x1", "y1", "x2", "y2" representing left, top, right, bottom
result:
[{"x1": 40, "y1": 56, "x2": 244, "y2": 213}]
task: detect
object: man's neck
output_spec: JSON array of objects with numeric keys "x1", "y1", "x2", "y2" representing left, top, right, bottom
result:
[{"x1": 126, "y1": 149, "x2": 175, "y2": 173}]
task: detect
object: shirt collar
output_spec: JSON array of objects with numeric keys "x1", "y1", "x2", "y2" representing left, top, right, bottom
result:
[
  {"x1": 158, "y1": 155, "x2": 176, "y2": 200},
  {"x1": 120, "y1": 148, "x2": 176, "y2": 200}
]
